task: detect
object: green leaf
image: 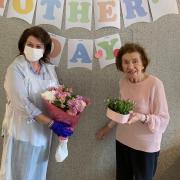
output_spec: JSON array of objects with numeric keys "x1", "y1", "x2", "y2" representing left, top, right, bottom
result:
[{"x1": 105, "y1": 98, "x2": 135, "y2": 115}]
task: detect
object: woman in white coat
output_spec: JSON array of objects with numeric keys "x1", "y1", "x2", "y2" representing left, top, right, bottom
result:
[{"x1": 0, "y1": 26, "x2": 73, "y2": 180}]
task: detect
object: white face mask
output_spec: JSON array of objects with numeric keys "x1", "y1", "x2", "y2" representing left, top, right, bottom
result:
[{"x1": 24, "y1": 45, "x2": 44, "y2": 62}]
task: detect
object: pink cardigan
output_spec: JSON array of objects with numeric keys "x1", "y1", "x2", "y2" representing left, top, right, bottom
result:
[{"x1": 114, "y1": 75, "x2": 169, "y2": 152}]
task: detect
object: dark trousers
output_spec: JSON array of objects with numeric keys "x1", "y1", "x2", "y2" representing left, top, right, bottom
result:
[{"x1": 116, "y1": 141, "x2": 159, "y2": 180}]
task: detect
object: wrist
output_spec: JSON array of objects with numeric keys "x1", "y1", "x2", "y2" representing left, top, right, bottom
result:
[
  {"x1": 140, "y1": 114, "x2": 148, "y2": 124},
  {"x1": 107, "y1": 121, "x2": 115, "y2": 128},
  {"x1": 47, "y1": 120, "x2": 54, "y2": 128}
]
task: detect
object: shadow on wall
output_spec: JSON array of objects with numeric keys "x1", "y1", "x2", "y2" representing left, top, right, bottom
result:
[{"x1": 155, "y1": 146, "x2": 180, "y2": 180}]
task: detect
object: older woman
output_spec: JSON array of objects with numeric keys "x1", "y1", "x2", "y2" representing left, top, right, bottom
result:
[
  {"x1": 0, "y1": 26, "x2": 73, "y2": 180},
  {"x1": 96, "y1": 43, "x2": 169, "y2": 180}
]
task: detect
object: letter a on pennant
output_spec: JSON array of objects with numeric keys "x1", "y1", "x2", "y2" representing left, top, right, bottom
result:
[{"x1": 68, "y1": 39, "x2": 93, "y2": 70}]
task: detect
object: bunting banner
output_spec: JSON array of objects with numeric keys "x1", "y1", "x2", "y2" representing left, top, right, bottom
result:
[
  {"x1": 1, "y1": 0, "x2": 178, "y2": 29},
  {"x1": 49, "y1": 33, "x2": 66, "y2": 66},
  {"x1": 94, "y1": 0, "x2": 121, "y2": 30},
  {"x1": 95, "y1": 34, "x2": 121, "y2": 69},
  {"x1": 121, "y1": 0, "x2": 151, "y2": 27},
  {"x1": 68, "y1": 39, "x2": 93, "y2": 70},
  {"x1": 148, "y1": 0, "x2": 179, "y2": 21},
  {"x1": 35, "y1": 0, "x2": 65, "y2": 29},
  {"x1": 0, "y1": 0, "x2": 7, "y2": 16},
  {"x1": 65, "y1": 0, "x2": 92, "y2": 30},
  {"x1": 1, "y1": 0, "x2": 179, "y2": 70},
  {"x1": 7, "y1": 0, "x2": 37, "y2": 24}
]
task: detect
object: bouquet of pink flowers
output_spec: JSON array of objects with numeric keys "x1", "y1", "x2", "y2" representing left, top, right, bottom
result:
[{"x1": 41, "y1": 85, "x2": 90, "y2": 162}]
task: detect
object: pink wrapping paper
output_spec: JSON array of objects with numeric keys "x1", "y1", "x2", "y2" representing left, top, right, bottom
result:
[{"x1": 43, "y1": 99, "x2": 80, "y2": 130}]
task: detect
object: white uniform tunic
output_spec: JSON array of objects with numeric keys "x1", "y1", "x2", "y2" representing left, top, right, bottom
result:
[{"x1": 0, "y1": 55, "x2": 59, "y2": 180}]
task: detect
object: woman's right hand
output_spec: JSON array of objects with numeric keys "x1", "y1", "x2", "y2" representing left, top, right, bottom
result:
[
  {"x1": 50, "y1": 121, "x2": 73, "y2": 138},
  {"x1": 96, "y1": 125, "x2": 112, "y2": 140}
]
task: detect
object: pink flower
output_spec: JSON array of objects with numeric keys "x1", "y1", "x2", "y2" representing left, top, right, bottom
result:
[
  {"x1": 42, "y1": 85, "x2": 90, "y2": 117},
  {"x1": 76, "y1": 100, "x2": 87, "y2": 112}
]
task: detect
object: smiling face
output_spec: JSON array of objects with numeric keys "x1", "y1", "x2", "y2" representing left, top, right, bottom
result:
[{"x1": 122, "y1": 52, "x2": 145, "y2": 81}]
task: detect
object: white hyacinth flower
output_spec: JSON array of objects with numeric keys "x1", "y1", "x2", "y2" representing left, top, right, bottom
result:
[{"x1": 41, "y1": 90, "x2": 56, "y2": 103}]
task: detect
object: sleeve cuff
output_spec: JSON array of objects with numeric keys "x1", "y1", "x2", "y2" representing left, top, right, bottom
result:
[{"x1": 25, "y1": 105, "x2": 42, "y2": 123}]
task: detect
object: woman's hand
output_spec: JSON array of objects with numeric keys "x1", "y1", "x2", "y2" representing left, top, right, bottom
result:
[
  {"x1": 128, "y1": 112, "x2": 145, "y2": 125},
  {"x1": 50, "y1": 121, "x2": 73, "y2": 137},
  {"x1": 96, "y1": 125, "x2": 112, "y2": 140}
]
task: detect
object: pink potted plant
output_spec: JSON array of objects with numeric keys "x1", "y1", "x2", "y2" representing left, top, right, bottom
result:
[{"x1": 106, "y1": 98, "x2": 135, "y2": 124}]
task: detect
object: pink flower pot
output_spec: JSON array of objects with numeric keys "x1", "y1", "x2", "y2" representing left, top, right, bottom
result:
[{"x1": 106, "y1": 108, "x2": 130, "y2": 124}]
